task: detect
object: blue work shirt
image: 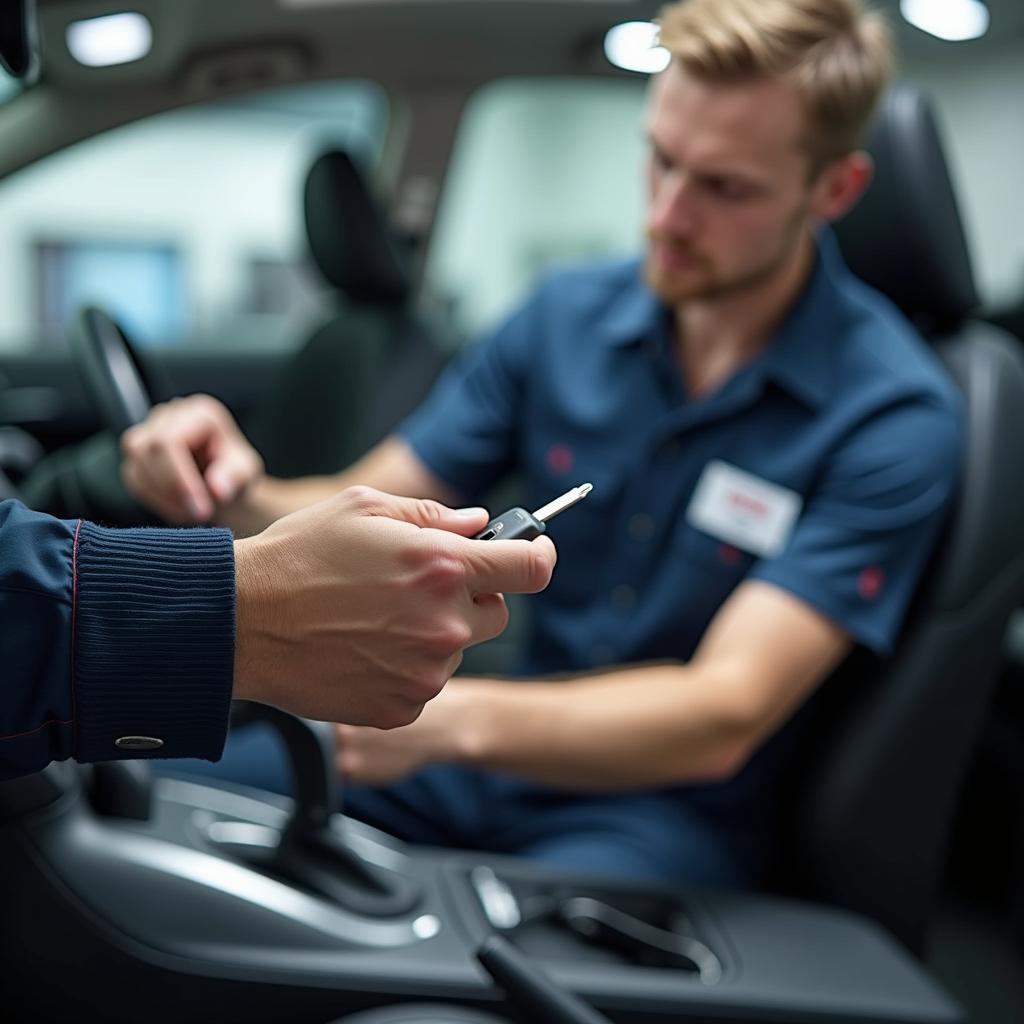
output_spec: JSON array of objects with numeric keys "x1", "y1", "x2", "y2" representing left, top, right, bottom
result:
[
  {"x1": 399, "y1": 231, "x2": 964, "y2": 870},
  {"x1": 402, "y1": 231, "x2": 963, "y2": 678}
]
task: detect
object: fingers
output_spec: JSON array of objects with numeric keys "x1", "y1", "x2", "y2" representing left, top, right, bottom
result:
[
  {"x1": 337, "y1": 486, "x2": 556, "y2": 595},
  {"x1": 348, "y1": 486, "x2": 489, "y2": 536},
  {"x1": 466, "y1": 592, "x2": 510, "y2": 647},
  {"x1": 461, "y1": 533, "x2": 557, "y2": 595},
  {"x1": 146, "y1": 434, "x2": 217, "y2": 521},
  {"x1": 334, "y1": 724, "x2": 356, "y2": 776},
  {"x1": 121, "y1": 395, "x2": 258, "y2": 523},
  {"x1": 121, "y1": 399, "x2": 215, "y2": 521},
  {"x1": 203, "y1": 444, "x2": 262, "y2": 505},
  {"x1": 122, "y1": 453, "x2": 209, "y2": 524}
]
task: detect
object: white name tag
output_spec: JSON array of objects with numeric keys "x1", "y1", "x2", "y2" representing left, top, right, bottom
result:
[{"x1": 686, "y1": 460, "x2": 803, "y2": 558}]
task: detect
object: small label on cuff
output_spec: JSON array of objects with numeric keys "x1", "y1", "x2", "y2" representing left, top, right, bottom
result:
[{"x1": 115, "y1": 735, "x2": 164, "y2": 751}]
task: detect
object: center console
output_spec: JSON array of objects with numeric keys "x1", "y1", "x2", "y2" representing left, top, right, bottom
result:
[{"x1": 0, "y1": 714, "x2": 962, "y2": 1024}]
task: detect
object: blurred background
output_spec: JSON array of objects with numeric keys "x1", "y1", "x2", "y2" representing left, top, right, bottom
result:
[{"x1": 0, "y1": 0, "x2": 1021, "y2": 357}]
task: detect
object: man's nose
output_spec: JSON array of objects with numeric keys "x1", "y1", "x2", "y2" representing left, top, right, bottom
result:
[{"x1": 649, "y1": 173, "x2": 699, "y2": 237}]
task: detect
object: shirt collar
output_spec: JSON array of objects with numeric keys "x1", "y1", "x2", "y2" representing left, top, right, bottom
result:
[
  {"x1": 597, "y1": 262, "x2": 666, "y2": 348},
  {"x1": 755, "y1": 227, "x2": 847, "y2": 411},
  {"x1": 602, "y1": 230, "x2": 851, "y2": 411}
]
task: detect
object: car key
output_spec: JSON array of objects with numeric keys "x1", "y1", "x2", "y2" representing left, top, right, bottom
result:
[{"x1": 474, "y1": 482, "x2": 593, "y2": 541}]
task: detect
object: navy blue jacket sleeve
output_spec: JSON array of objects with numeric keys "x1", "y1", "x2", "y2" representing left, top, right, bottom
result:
[{"x1": 1, "y1": 500, "x2": 235, "y2": 780}]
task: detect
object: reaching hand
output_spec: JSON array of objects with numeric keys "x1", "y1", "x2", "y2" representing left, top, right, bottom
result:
[
  {"x1": 333, "y1": 682, "x2": 476, "y2": 784},
  {"x1": 232, "y1": 486, "x2": 556, "y2": 729},
  {"x1": 121, "y1": 394, "x2": 264, "y2": 525}
]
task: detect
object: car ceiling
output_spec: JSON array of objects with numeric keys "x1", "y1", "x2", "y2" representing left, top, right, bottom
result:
[
  {"x1": 4, "y1": 0, "x2": 1022, "y2": 181},
  {"x1": 39, "y1": 0, "x2": 664, "y2": 88},
  {"x1": 0, "y1": 1, "x2": 661, "y2": 179},
  {"x1": 33, "y1": 0, "x2": 1024, "y2": 87}
]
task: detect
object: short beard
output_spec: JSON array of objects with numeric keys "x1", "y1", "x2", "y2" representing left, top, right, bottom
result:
[{"x1": 645, "y1": 210, "x2": 808, "y2": 306}]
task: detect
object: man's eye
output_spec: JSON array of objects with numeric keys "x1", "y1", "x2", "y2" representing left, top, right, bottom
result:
[
  {"x1": 652, "y1": 149, "x2": 672, "y2": 171},
  {"x1": 705, "y1": 177, "x2": 752, "y2": 200}
]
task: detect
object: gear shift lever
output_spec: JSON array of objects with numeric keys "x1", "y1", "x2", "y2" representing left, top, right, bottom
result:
[
  {"x1": 227, "y1": 701, "x2": 420, "y2": 917},
  {"x1": 231, "y1": 702, "x2": 337, "y2": 836}
]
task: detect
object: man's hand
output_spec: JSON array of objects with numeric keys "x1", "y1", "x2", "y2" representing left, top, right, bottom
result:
[
  {"x1": 121, "y1": 394, "x2": 264, "y2": 525},
  {"x1": 333, "y1": 684, "x2": 469, "y2": 785},
  {"x1": 332, "y1": 679, "x2": 495, "y2": 784},
  {"x1": 232, "y1": 486, "x2": 556, "y2": 729}
]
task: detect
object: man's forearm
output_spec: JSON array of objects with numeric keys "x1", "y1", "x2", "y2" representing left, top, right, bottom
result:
[
  {"x1": 448, "y1": 665, "x2": 757, "y2": 790},
  {"x1": 220, "y1": 437, "x2": 462, "y2": 536},
  {"x1": 222, "y1": 474, "x2": 347, "y2": 536}
]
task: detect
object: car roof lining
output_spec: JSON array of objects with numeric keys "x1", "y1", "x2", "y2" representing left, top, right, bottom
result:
[{"x1": 0, "y1": 1, "x2": 656, "y2": 190}]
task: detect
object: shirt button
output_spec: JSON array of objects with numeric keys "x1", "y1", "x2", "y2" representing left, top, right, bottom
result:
[
  {"x1": 589, "y1": 643, "x2": 615, "y2": 666},
  {"x1": 611, "y1": 585, "x2": 637, "y2": 610},
  {"x1": 628, "y1": 513, "x2": 655, "y2": 542},
  {"x1": 658, "y1": 438, "x2": 681, "y2": 457}
]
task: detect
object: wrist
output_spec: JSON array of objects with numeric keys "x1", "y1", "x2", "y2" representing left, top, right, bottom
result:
[
  {"x1": 221, "y1": 475, "x2": 276, "y2": 537},
  {"x1": 232, "y1": 536, "x2": 276, "y2": 705},
  {"x1": 445, "y1": 679, "x2": 503, "y2": 766}
]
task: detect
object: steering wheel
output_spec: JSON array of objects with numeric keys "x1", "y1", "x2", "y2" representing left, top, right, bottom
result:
[{"x1": 70, "y1": 306, "x2": 154, "y2": 436}]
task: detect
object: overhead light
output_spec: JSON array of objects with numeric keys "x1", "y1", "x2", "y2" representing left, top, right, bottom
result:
[
  {"x1": 900, "y1": 0, "x2": 989, "y2": 42},
  {"x1": 604, "y1": 21, "x2": 671, "y2": 75},
  {"x1": 66, "y1": 12, "x2": 153, "y2": 68}
]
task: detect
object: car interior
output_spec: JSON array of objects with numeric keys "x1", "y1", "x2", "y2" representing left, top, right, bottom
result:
[{"x1": 1, "y1": 2, "x2": 1023, "y2": 1022}]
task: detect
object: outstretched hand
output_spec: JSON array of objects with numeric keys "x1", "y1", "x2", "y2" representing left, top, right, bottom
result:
[{"x1": 232, "y1": 486, "x2": 555, "y2": 728}]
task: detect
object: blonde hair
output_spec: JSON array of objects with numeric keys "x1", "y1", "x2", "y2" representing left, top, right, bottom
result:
[{"x1": 656, "y1": 0, "x2": 893, "y2": 173}]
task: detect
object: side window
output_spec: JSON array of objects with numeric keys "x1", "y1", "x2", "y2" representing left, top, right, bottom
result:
[
  {"x1": 0, "y1": 66, "x2": 20, "y2": 106},
  {"x1": 424, "y1": 78, "x2": 648, "y2": 341},
  {"x1": 0, "y1": 80, "x2": 388, "y2": 354}
]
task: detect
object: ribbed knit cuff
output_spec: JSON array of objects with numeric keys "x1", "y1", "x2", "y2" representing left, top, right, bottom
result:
[{"x1": 73, "y1": 522, "x2": 236, "y2": 765}]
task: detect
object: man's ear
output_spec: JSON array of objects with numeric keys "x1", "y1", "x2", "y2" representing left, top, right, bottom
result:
[{"x1": 811, "y1": 150, "x2": 874, "y2": 224}]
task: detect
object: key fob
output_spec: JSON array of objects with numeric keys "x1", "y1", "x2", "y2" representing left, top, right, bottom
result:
[{"x1": 474, "y1": 507, "x2": 546, "y2": 541}]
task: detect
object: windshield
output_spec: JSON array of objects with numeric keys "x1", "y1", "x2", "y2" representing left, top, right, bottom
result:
[{"x1": 0, "y1": 79, "x2": 388, "y2": 355}]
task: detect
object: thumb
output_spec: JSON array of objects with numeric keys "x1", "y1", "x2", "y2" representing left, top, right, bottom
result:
[
  {"x1": 356, "y1": 489, "x2": 489, "y2": 537},
  {"x1": 462, "y1": 533, "x2": 557, "y2": 595},
  {"x1": 204, "y1": 449, "x2": 259, "y2": 504}
]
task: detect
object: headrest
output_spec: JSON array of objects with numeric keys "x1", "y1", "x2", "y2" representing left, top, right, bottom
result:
[
  {"x1": 833, "y1": 85, "x2": 979, "y2": 331},
  {"x1": 303, "y1": 150, "x2": 411, "y2": 306}
]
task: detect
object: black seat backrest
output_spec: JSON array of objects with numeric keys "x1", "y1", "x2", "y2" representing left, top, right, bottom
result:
[
  {"x1": 773, "y1": 86, "x2": 1024, "y2": 954},
  {"x1": 252, "y1": 150, "x2": 450, "y2": 478},
  {"x1": 0, "y1": 468, "x2": 19, "y2": 501},
  {"x1": 0, "y1": 425, "x2": 42, "y2": 501}
]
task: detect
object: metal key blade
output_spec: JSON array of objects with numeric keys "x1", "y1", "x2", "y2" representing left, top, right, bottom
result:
[{"x1": 531, "y1": 482, "x2": 593, "y2": 524}]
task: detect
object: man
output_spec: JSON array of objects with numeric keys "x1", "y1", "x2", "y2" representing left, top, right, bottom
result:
[
  {"x1": 121, "y1": 0, "x2": 963, "y2": 887},
  {"x1": 0, "y1": 490, "x2": 556, "y2": 780}
]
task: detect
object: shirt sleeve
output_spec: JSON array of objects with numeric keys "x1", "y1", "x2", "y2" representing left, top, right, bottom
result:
[
  {"x1": 398, "y1": 289, "x2": 541, "y2": 502},
  {"x1": 749, "y1": 396, "x2": 964, "y2": 656},
  {"x1": 0, "y1": 500, "x2": 236, "y2": 780}
]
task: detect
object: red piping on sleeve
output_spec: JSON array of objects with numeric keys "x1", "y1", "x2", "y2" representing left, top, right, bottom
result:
[
  {"x1": 0, "y1": 718, "x2": 74, "y2": 742},
  {"x1": 70, "y1": 518, "x2": 82, "y2": 758}
]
